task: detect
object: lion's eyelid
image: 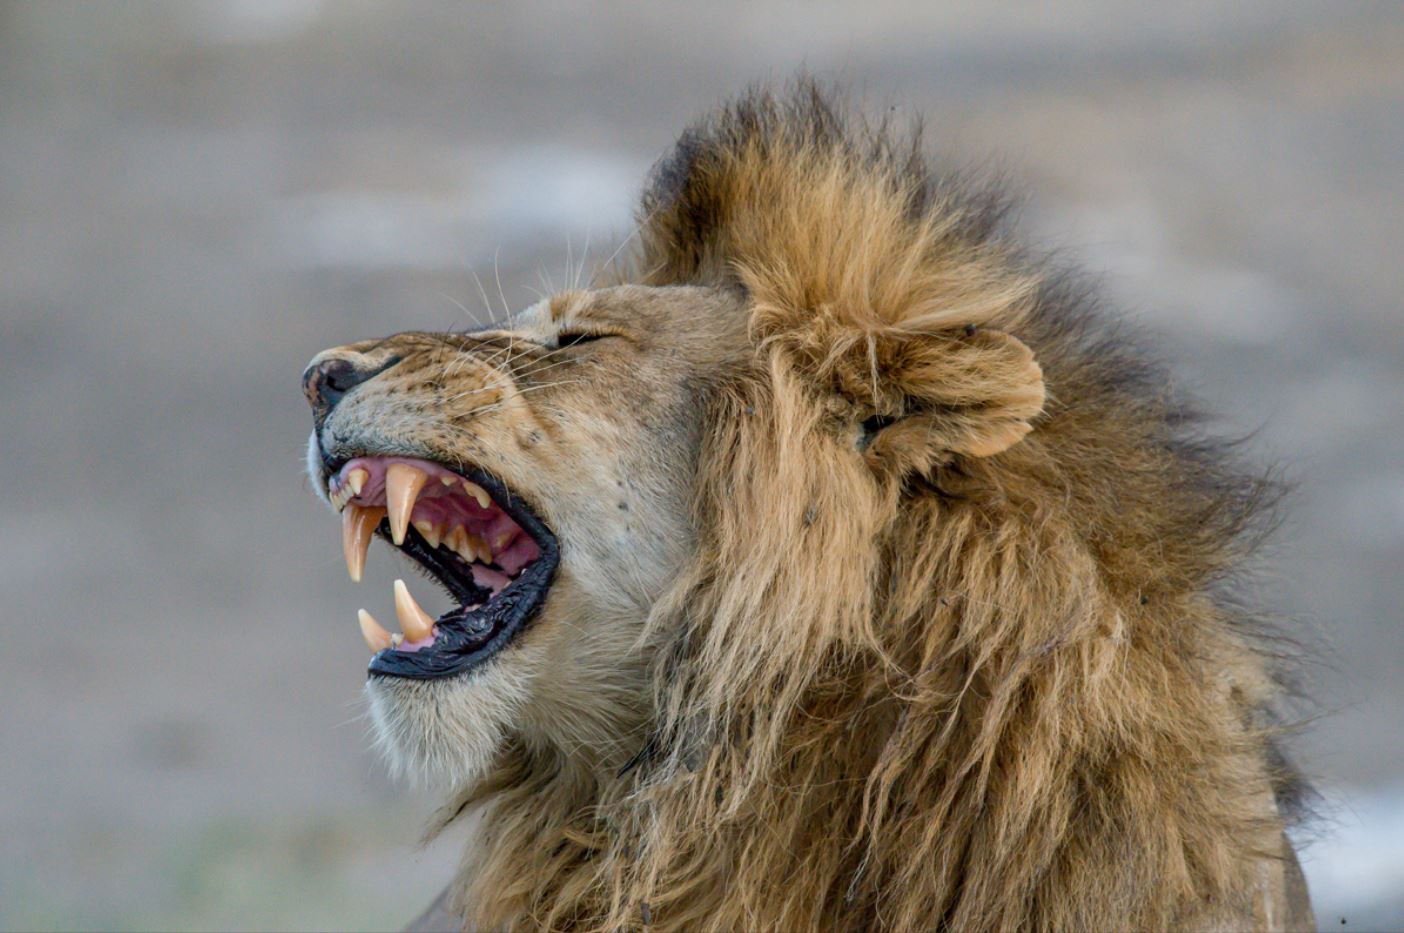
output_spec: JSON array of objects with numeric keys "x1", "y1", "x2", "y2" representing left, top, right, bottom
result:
[{"x1": 556, "y1": 331, "x2": 605, "y2": 349}]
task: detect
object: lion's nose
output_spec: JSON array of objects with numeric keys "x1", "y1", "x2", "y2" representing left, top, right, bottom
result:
[{"x1": 302, "y1": 352, "x2": 398, "y2": 421}]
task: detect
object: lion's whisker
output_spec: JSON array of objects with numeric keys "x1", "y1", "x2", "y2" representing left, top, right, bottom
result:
[{"x1": 444, "y1": 378, "x2": 584, "y2": 406}]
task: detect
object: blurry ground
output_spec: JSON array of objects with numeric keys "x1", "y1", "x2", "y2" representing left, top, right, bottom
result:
[{"x1": 1, "y1": 1, "x2": 1401, "y2": 929}]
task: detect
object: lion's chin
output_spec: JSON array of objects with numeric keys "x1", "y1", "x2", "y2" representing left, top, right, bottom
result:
[{"x1": 364, "y1": 660, "x2": 533, "y2": 789}]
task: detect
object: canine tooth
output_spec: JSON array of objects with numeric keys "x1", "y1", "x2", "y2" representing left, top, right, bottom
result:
[
  {"x1": 347, "y1": 467, "x2": 368, "y2": 496},
  {"x1": 462, "y1": 480, "x2": 492, "y2": 509},
  {"x1": 342, "y1": 504, "x2": 386, "y2": 582},
  {"x1": 414, "y1": 519, "x2": 442, "y2": 549},
  {"x1": 358, "y1": 609, "x2": 392, "y2": 653},
  {"x1": 393, "y1": 578, "x2": 434, "y2": 642},
  {"x1": 385, "y1": 464, "x2": 428, "y2": 546}
]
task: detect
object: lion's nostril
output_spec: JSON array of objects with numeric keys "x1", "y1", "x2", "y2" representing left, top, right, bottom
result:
[
  {"x1": 312, "y1": 359, "x2": 359, "y2": 408},
  {"x1": 302, "y1": 354, "x2": 401, "y2": 419}
]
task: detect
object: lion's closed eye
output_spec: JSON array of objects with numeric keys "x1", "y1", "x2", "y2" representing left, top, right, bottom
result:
[{"x1": 555, "y1": 331, "x2": 606, "y2": 349}]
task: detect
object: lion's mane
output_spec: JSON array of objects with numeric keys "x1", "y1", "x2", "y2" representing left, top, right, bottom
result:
[{"x1": 437, "y1": 82, "x2": 1307, "y2": 932}]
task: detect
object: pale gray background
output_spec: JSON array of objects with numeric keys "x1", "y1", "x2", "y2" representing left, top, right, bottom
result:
[{"x1": 1, "y1": 2, "x2": 1401, "y2": 929}]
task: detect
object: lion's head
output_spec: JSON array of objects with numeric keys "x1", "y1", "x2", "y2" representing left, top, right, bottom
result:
[
  {"x1": 303, "y1": 84, "x2": 1309, "y2": 932},
  {"x1": 303, "y1": 284, "x2": 751, "y2": 783}
]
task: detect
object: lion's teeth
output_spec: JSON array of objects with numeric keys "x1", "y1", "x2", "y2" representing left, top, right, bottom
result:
[
  {"x1": 385, "y1": 464, "x2": 428, "y2": 546},
  {"x1": 414, "y1": 519, "x2": 442, "y2": 549},
  {"x1": 346, "y1": 467, "x2": 368, "y2": 496},
  {"x1": 448, "y1": 528, "x2": 485, "y2": 564},
  {"x1": 330, "y1": 482, "x2": 353, "y2": 512},
  {"x1": 462, "y1": 479, "x2": 492, "y2": 509},
  {"x1": 393, "y1": 578, "x2": 435, "y2": 642},
  {"x1": 440, "y1": 475, "x2": 456, "y2": 486},
  {"x1": 358, "y1": 608, "x2": 392, "y2": 653},
  {"x1": 469, "y1": 532, "x2": 492, "y2": 564},
  {"x1": 342, "y1": 504, "x2": 385, "y2": 582}
]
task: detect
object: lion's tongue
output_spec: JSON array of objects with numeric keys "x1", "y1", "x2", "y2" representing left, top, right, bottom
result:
[{"x1": 471, "y1": 565, "x2": 512, "y2": 592}]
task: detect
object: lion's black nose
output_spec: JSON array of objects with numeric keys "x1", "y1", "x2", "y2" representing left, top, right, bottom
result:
[{"x1": 302, "y1": 353, "x2": 398, "y2": 422}]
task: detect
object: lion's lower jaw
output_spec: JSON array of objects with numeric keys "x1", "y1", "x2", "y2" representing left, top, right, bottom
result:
[{"x1": 365, "y1": 667, "x2": 530, "y2": 790}]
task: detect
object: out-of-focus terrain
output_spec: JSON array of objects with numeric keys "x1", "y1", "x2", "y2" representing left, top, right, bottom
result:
[{"x1": 1, "y1": 2, "x2": 1401, "y2": 929}]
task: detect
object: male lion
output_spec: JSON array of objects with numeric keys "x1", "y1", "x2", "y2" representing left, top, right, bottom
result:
[{"x1": 302, "y1": 84, "x2": 1315, "y2": 931}]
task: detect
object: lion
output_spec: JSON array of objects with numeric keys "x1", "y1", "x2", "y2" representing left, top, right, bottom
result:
[{"x1": 301, "y1": 82, "x2": 1315, "y2": 931}]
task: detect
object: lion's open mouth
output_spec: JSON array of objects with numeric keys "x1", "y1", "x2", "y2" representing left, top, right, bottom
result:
[{"x1": 325, "y1": 456, "x2": 559, "y2": 680}]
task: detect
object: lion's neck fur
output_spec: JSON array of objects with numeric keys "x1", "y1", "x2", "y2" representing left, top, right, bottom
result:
[
  {"x1": 442, "y1": 378, "x2": 1288, "y2": 933},
  {"x1": 432, "y1": 82, "x2": 1301, "y2": 931}
]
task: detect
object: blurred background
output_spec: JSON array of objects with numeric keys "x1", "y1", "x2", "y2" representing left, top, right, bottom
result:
[{"x1": 1, "y1": 1, "x2": 1401, "y2": 929}]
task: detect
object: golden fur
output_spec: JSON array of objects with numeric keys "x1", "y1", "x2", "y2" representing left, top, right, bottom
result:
[{"x1": 308, "y1": 82, "x2": 1314, "y2": 931}]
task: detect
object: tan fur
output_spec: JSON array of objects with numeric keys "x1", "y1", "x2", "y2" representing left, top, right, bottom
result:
[{"x1": 307, "y1": 82, "x2": 1313, "y2": 931}]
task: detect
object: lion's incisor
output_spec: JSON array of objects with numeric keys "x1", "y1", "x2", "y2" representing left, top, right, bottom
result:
[{"x1": 309, "y1": 81, "x2": 1314, "y2": 931}]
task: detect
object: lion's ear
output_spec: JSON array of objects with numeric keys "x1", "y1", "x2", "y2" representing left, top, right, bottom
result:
[
  {"x1": 863, "y1": 328, "x2": 1045, "y2": 469},
  {"x1": 628, "y1": 80, "x2": 1046, "y2": 466}
]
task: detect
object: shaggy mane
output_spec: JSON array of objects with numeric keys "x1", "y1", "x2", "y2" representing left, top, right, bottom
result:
[{"x1": 440, "y1": 81, "x2": 1306, "y2": 932}]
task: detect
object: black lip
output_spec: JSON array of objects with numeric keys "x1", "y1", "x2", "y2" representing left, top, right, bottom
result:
[{"x1": 362, "y1": 464, "x2": 560, "y2": 681}]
